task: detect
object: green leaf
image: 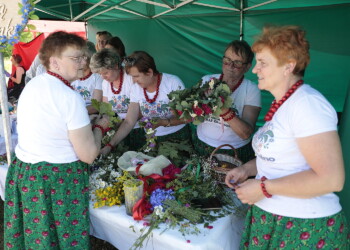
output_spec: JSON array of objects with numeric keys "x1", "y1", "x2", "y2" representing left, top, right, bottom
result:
[{"x1": 29, "y1": 14, "x2": 40, "y2": 20}]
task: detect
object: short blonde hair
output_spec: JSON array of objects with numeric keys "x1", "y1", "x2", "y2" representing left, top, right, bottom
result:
[{"x1": 252, "y1": 25, "x2": 310, "y2": 76}]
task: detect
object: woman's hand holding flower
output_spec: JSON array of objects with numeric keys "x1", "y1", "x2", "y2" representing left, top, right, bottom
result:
[
  {"x1": 225, "y1": 165, "x2": 249, "y2": 188},
  {"x1": 100, "y1": 145, "x2": 112, "y2": 156}
]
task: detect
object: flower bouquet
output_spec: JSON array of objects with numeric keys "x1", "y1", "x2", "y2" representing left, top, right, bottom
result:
[{"x1": 168, "y1": 78, "x2": 233, "y2": 125}]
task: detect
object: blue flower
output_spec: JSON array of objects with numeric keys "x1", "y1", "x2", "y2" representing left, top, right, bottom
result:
[{"x1": 150, "y1": 188, "x2": 175, "y2": 209}]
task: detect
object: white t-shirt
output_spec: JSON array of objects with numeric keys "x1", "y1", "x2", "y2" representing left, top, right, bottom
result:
[
  {"x1": 130, "y1": 73, "x2": 185, "y2": 136},
  {"x1": 197, "y1": 74, "x2": 261, "y2": 149},
  {"x1": 72, "y1": 73, "x2": 103, "y2": 106},
  {"x1": 15, "y1": 73, "x2": 90, "y2": 164},
  {"x1": 102, "y1": 72, "x2": 133, "y2": 120},
  {"x1": 253, "y1": 84, "x2": 341, "y2": 218}
]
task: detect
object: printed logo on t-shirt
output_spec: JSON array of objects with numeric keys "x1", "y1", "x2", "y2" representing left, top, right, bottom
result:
[
  {"x1": 140, "y1": 101, "x2": 170, "y2": 118},
  {"x1": 109, "y1": 95, "x2": 130, "y2": 114},
  {"x1": 74, "y1": 86, "x2": 91, "y2": 101},
  {"x1": 253, "y1": 123, "x2": 275, "y2": 161}
]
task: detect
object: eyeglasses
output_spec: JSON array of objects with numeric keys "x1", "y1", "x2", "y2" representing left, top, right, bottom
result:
[
  {"x1": 222, "y1": 56, "x2": 247, "y2": 69},
  {"x1": 65, "y1": 55, "x2": 88, "y2": 63}
]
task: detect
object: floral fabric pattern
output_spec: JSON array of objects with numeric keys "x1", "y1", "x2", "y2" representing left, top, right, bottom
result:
[
  {"x1": 4, "y1": 157, "x2": 90, "y2": 250},
  {"x1": 241, "y1": 206, "x2": 350, "y2": 249},
  {"x1": 109, "y1": 94, "x2": 130, "y2": 114},
  {"x1": 140, "y1": 100, "x2": 170, "y2": 119}
]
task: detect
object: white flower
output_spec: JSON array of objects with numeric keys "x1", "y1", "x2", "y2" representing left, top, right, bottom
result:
[
  {"x1": 209, "y1": 79, "x2": 215, "y2": 89},
  {"x1": 190, "y1": 113, "x2": 197, "y2": 118},
  {"x1": 193, "y1": 100, "x2": 198, "y2": 107},
  {"x1": 146, "y1": 128, "x2": 155, "y2": 135},
  {"x1": 154, "y1": 205, "x2": 164, "y2": 219},
  {"x1": 212, "y1": 106, "x2": 217, "y2": 111}
]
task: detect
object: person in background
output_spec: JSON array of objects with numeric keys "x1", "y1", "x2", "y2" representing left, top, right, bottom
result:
[
  {"x1": 72, "y1": 41, "x2": 103, "y2": 114},
  {"x1": 194, "y1": 40, "x2": 261, "y2": 163},
  {"x1": 105, "y1": 36, "x2": 126, "y2": 59},
  {"x1": 7, "y1": 54, "x2": 26, "y2": 102},
  {"x1": 4, "y1": 31, "x2": 109, "y2": 249},
  {"x1": 95, "y1": 31, "x2": 112, "y2": 51},
  {"x1": 101, "y1": 51, "x2": 192, "y2": 164},
  {"x1": 225, "y1": 25, "x2": 349, "y2": 249},
  {"x1": 90, "y1": 48, "x2": 143, "y2": 151}
]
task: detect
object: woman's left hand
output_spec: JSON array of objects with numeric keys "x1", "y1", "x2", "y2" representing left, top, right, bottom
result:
[{"x1": 235, "y1": 179, "x2": 265, "y2": 205}]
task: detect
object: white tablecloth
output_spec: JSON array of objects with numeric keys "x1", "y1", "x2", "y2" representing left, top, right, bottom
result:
[
  {"x1": 0, "y1": 164, "x2": 8, "y2": 201},
  {"x1": 90, "y1": 203, "x2": 245, "y2": 250}
]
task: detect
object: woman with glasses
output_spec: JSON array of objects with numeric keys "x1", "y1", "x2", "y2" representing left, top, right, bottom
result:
[
  {"x1": 90, "y1": 48, "x2": 144, "y2": 151},
  {"x1": 194, "y1": 40, "x2": 261, "y2": 163},
  {"x1": 226, "y1": 25, "x2": 349, "y2": 249},
  {"x1": 4, "y1": 31, "x2": 109, "y2": 249},
  {"x1": 101, "y1": 51, "x2": 192, "y2": 164},
  {"x1": 71, "y1": 41, "x2": 103, "y2": 115}
]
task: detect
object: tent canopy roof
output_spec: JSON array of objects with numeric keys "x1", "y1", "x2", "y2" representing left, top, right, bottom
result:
[{"x1": 34, "y1": 0, "x2": 350, "y2": 21}]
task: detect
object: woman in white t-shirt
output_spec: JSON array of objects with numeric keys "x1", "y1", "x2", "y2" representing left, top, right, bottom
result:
[
  {"x1": 225, "y1": 25, "x2": 349, "y2": 249},
  {"x1": 194, "y1": 40, "x2": 261, "y2": 163},
  {"x1": 71, "y1": 41, "x2": 103, "y2": 114},
  {"x1": 101, "y1": 51, "x2": 192, "y2": 164},
  {"x1": 90, "y1": 48, "x2": 144, "y2": 151},
  {"x1": 4, "y1": 32, "x2": 109, "y2": 249}
]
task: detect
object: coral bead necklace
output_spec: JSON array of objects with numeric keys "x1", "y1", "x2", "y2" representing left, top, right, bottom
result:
[
  {"x1": 79, "y1": 71, "x2": 92, "y2": 81},
  {"x1": 264, "y1": 79, "x2": 304, "y2": 121},
  {"x1": 110, "y1": 68, "x2": 124, "y2": 95},
  {"x1": 219, "y1": 74, "x2": 244, "y2": 93},
  {"x1": 47, "y1": 71, "x2": 74, "y2": 90},
  {"x1": 144, "y1": 73, "x2": 161, "y2": 103}
]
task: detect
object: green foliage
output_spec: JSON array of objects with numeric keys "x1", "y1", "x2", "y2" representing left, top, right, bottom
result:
[
  {"x1": 156, "y1": 140, "x2": 194, "y2": 167},
  {"x1": 91, "y1": 99, "x2": 121, "y2": 126}
]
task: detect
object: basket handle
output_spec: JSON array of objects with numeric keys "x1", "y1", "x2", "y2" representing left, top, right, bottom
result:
[{"x1": 209, "y1": 144, "x2": 238, "y2": 160}]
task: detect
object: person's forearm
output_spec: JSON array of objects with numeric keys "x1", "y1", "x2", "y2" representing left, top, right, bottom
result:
[
  {"x1": 109, "y1": 120, "x2": 134, "y2": 146},
  {"x1": 92, "y1": 127, "x2": 103, "y2": 151},
  {"x1": 242, "y1": 158, "x2": 257, "y2": 177},
  {"x1": 87, "y1": 105, "x2": 99, "y2": 114},
  {"x1": 226, "y1": 116, "x2": 254, "y2": 140}
]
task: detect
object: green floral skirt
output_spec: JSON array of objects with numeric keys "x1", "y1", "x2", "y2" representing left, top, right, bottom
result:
[
  {"x1": 4, "y1": 157, "x2": 90, "y2": 250},
  {"x1": 241, "y1": 205, "x2": 350, "y2": 249}
]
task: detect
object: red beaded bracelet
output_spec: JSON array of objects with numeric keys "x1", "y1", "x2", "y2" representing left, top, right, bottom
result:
[
  {"x1": 220, "y1": 109, "x2": 232, "y2": 118},
  {"x1": 92, "y1": 124, "x2": 105, "y2": 135},
  {"x1": 105, "y1": 143, "x2": 114, "y2": 149},
  {"x1": 223, "y1": 111, "x2": 236, "y2": 122},
  {"x1": 260, "y1": 176, "x2": 272, "y2": 198}
]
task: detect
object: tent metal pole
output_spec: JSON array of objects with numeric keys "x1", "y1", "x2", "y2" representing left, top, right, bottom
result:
[
  {"x1": 239, "y1": 0, "x2": 243, "y2": 40},
  {"x1": 0, "y1": 52, "x2": 13, "y2": 165},
  {"x1": 72, "y1": 0, "x2": 109, "y2": 22}
]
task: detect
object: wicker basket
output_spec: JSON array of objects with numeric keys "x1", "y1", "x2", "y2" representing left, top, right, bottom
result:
[{"x1": 209, "y1": 144, "x2": 242, "y2": 184}]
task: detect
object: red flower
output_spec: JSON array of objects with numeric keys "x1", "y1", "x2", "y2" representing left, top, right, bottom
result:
[
  {"x1": 220, "y1": 96, "x2": 225, "y2": 103},
  {"x1": 66, "y1": 168, "x2": 72, "y2": 174},
  {"x1": 201, "y1": 104, "x2": 212, "y2": 115},
  {"x1": 339, "y1": 224, "x2": 344, "y2": 233},
  {"x1": 72, "y1": 220, "x2": 78, "y2": 225},
  {"x1": 66, "y1": 212, "x2": 71, "y2": 217},
  {"x1": 177, "y1": 110, "x2": 183, "y2": 116},
  {"x1": 327, "y1": 218, "x2": 335, "y2": 226},
  {"x1": 192, "y1": 106, "x2": 204, "y2": 116},
  {"x1": 251, "y1": 216, "x2": 256, "y2": 224},
  {"x1": 59, "y1": 178, "x2": 64, "y2": 184},
  {"x1": 9, "y1": 180, "x2": 15, "y2": 185},
  {"x1": 7, "y1": 201, "x2": 14, "y2": 207},
  {"x1": 253, "y1": 236, "x2": 259, "y2": 245},
  {"x1": 25, "y1": 229, "x2": 32, "y2": 234},
  {"x1": 206, "y1": 225, "x2": 213, "y2": 229},
  {"x1": 186, "y1": 240, "x2": 191, "y2": 243},
  {"x1": 13, "y1": 233, "x2": 20, "y2": 238},
  {"x1": 32, "y1": 197, "x2": 38, "y2": 202},
  {"x1": 23, "y1": 208, "x2": 30, "y2": 214},
  {"x1": 73, "y1": 179, "x2": 79, "y2": 184},
  {"x1": 6, "y1": 222, "x2": 12, "y2": 228},
  {"x1": 41, "y1": 210, "x2": 47, "y2": 215},
  {"x1": 261, "y1": 215, "x2": 266, "y2": 222},
  {"x1": 162, "y1": 164, "x2": 181, "y2": 177},
  {"x1": 56, "y1": 200, "x2": 63, "y2": 205},
  {"x1": 52, "y1": 167, "x2": 59, "y2": 172},
  {"x1": 43, "y1": 175, "x2": 49, "y2": 180},
  {"x1": 33, "y1": 218, "x2": 39, "y2": 223},
  {"x1": 22, "y1": 187, "x2": 28, "y2": 192},
  {"x1": 244, "y1": 242, "x2": 249, "y2": 247},
  {"x1": 71, "y1": 241, "x2": 78, "y2": 246},
  {"x1": 82, "y1": 231, "x2": 88, "y2": 236},
  {"x1": 280, "y1": 241, "x2": 285, "y2": 248},
  {"x1": 42, "y1": 231, "x2": 49, "y2": 237},
  {"x1": 35, "y1": 239, "x2": 41, "y2": 244},
  {"x1": 63, "y1": 233, "x2": 70, "y2": 238},
  {"x1": 263, "y1": 234, "x2": 271, "y2": 240},
  {"x1": 6, "y1": 243, "x2": 13, "y2": 248},
  {"x1": 300, "y1": 232, "x2": 310, "y2": 240},
  {"x1": 72, "y1": 199, "x2": 79, "y2": 204},
  {"x1": 286, "y1": 221, "x2": 293, "y2": 229},
  {"x1": 29, "y1": 176, "x2": 36, "y2": 181},
  {"x1": 316, "y1": 239, "x2": 325, "y2": 249}
]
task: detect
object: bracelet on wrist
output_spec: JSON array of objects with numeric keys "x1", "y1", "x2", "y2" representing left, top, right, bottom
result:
[
  {"x1": 92, "y1": 124, "x2": 105, "y2": 135},
  {"x1": 220, "y1": 109, "x2": 231, "y2": 118},
  {"x1": 260, "y1": 176, "x2": 272, "y2": 198},
  {"x1": 223, "y1": 111, "x2": 236, "y2": 122},
  {"x1": 105, "y1": 143, "x2": 114, "y2": 150}
]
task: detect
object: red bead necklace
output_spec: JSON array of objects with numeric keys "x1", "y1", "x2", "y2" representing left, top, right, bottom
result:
[
  {"x1": 144, "y1": 74, "x2": 161, "y2": 103},
  {"x1": 47, "y1": 71, "x2": 74, "y2": 90},
  {"x1": 79, "y1": 71, "x2": 92, "y2": 81},
  {"x1": 219, "y1": 74, "x2": 244, "y2": 93},
  {"x1": 264, "y1": 80, "x2": 304, "y2": 121},
  {"x1": 110, "y1": 69, "x2": 124, "y2": 95}
]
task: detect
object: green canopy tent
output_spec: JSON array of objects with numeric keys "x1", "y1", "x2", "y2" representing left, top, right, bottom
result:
[{"x1": 12, "y1": 0, "x2": 350, "y2": 221}]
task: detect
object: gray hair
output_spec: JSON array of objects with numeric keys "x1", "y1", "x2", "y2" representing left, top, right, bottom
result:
[{"x1": 90, "y1": 48, "x2": 121, "y2": 73}]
